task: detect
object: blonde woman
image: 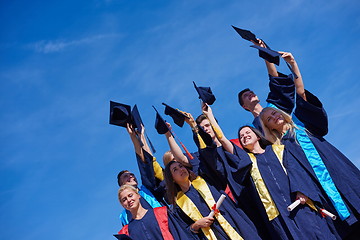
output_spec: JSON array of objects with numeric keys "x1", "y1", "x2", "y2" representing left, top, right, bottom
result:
[
  {"x1": 117, "y1": 185, "x2": 198, "y2": 240},
  {"x1": 259, "y1": 53, "x2": 360, "y2": 239}
]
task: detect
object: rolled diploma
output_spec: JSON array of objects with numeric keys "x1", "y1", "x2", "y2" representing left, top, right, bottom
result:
[
  {"x1": 287, "y1": 199, "x2": 301, "y2": 211},
  {"x1": 320, "y1": 209, "x2": 337, "y2": 220},
  {"x1": 208, "y1": 194, "x2": 226, "y2": 217}
]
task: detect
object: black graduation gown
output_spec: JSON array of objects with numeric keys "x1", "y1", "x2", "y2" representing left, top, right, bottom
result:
[
  {"x1": 174, "y1": 182, "x2": 262, "y2": 240},
  {"x1": 120, "y1": 150, "x2": 165, "y2": 226},
  {"x1": 283, "y1": 90, "x2": 360, "y2": 236},
  {"x1": 120, "y1": 207, "x2": 198, "y2": 240},
  {"x1": 136, "y1": 150, "x2": 167, "y2": 204}
]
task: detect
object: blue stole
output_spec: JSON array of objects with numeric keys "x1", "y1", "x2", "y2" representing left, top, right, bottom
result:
[
  {"x1": 119, "y1": 185, "x2": 162, "y2": 225},
  {"x1": 292, "y1": 115, "x2": 350, "y2": 220}
]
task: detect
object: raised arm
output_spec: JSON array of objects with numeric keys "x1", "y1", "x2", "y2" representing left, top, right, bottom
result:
[
  {"x1": 279, "y1": 51, "x2": 306, "y2": 101},
  {"x1": 251, "y1": 39, "x2": 279, "y2": 77},
  {"x1": 138, "y1": 124, "x2": 152, "y2": 155},
  {"x1": 201, "y1": 102, "x2": 234, "y2": 154},
  {"x1": 164, "y1": 123, "x2": 191, "y2": 167},
  {"x1": 126, "y1": 123, "x2": 144, "y2": 161}
]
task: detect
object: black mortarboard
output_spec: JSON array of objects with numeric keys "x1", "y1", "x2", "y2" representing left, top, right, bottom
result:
[
  {"x1": 153, "y1": 106, "x2": 172, "y2": 135},
  {"x1": 109, "y1": 101, "x2": 132, "y2": 127},
  {"x1": 231, "y1": 25, "x2": 259, "y2": 43},
  {"x1": 131, "y1": 104, "x2": 156, "y2": 153},
  {"x1": 162, "y1": 103, "x2": 189, "y2": 128},
  {"x1": 193, "y1": 81, "x2": 216, "y2": 105},
  {"x1": 113, "y1": 234, "x2": 132, "y2": 240},
  {"x1": 131, "y1": 104, "x2": 143, "y2": 133},
  {"x1": 250, "y1": 45, "x2": 281, "y2": 66},
  {"x1": 250, "y1": 45, "x2": 298, "y2": 79}
]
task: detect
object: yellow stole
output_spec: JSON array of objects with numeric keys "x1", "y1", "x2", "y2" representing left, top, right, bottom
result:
[
  {"x1": 248, "y1": 153, "x2": 280, "y2": 221},
  {"x1": 176, "y1": 176, "x2": 243, "y2": 240},
  {"x1": 271, "y1": 145, "x2": 317, "y2": 211},
  {"x1": 271, "y1": 144, "x2": 287, "y2": 174},
  {"x1": 152, "y1": 157, "x2": 164, "y2": 181}
]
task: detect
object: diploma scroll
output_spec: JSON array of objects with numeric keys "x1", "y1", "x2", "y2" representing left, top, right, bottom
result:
[
  {"x1": 208, "y1": 194, "x2": 226, "y2": 217},
  {"x1": 287, "y1": 199, "x2": 301, "y2": 211},
  {"x1": 320, "y1": 208, "x2": 337, "y2": 220}
]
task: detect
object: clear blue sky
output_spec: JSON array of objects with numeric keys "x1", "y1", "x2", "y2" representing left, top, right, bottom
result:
[{"x1": 1, "y1": 0, "x2": 359, "y2": 239}]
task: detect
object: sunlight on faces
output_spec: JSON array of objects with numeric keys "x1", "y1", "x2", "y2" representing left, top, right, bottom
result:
[
  {"x1": 170, "y1": 162, "x2": 189, "y2": 184},
  {"x1": 241, "y1": 90, "x2": 259, "y2": 110},
  {"x1": 199, "y1": 119, "x2": 215, "y2": 138},
  {"x1": 239, "y1": 127, "x2": 260, "y2": 149},
  {"x1": 262, "y1": 108, "x2": 285, "y2": 131},
  {"x1": 119, "y1": 186, "x2": 141, "y2": 211},
  {"x1": 119, "y1": 171, "x2": 138, "y2": 186}
]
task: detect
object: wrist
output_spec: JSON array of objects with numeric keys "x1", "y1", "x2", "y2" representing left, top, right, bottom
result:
[{"x1": 190, "y1": 223, "x2": 199, "y2": 233}]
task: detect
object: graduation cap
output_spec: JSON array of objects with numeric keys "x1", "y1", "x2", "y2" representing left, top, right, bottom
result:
[
  {"x1": 109, "y1": 101, "x2": 132, "y2": 127},
  {"x1": 154, "y1": 105, "x2": 194, "y2": 160},
  {"x1": 153, "y1": 106, "x2": 171, "y2": 135},
  {"x1": 162, "y1": 103, "x2": 189, "y2": 128},
  {"x1": 231, "y1": 25, "x2": 259, "y2": 43},
  {"x1": 110, "y1": 101, "x2": 156, "y2": 153},
  {"x1": 193, "y1": 81, "x2": 216, "y2": 105},
  {"x1": 250, "y1": 45, "x2": 298, "y2": 79},
  {"x1": 132, "y1": 104, "x2": 156, "y2": 153},
  {"x1": 131, "y1": 104, "x2": 143, "y2": 133},
  {"x1": 250, "y1": 44, "x2": 281, "y2": 66},
  {"x1": 113, "y1": 234, "x2": 132, "y2": 240}
]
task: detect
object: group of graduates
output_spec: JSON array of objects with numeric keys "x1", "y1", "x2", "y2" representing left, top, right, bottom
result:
[{"x1": 109, "y1": 27, "x2": 360, "y2": 240}]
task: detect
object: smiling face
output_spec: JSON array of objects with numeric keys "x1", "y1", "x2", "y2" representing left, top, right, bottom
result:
[
  {"x1": 119, "y1": 171, "x2": 138, "y2": 186},
  {"x1": 241, "y1": 90, "x2": 259, "y2": 110},
  {"x1": 262, "y1": 108, "x2": 285, "y2": 131},
  {"x1": 239, "y1": 127, "x2": 260, "y2": 150},
  {"x1": 119, "y1": 187, "x2": 141, "y2": 211},
  {"x1": 199, "y1": 118, "x2": 215, "y2": 139},
  {"x1": 170, "y1": 162, "x2": 189, "y2": 184}
]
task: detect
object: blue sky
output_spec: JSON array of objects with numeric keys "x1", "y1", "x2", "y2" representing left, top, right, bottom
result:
[{"x1": 1, "y1": 0, "x2": 359, "y2": 239}]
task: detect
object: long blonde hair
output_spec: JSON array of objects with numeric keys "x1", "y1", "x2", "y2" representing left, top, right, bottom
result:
[{"x1": 259, "y1": 107, "x2": 296, "y2": 144}]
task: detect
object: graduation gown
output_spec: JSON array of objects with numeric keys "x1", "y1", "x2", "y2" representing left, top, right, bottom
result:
[
  {"x1": 119, "y1": 150, "x2": 164, "y2": 226},
  {"x1": 174, "y1": 176, "x2": 261, "y2": 240},
  {"x1": 201, "y1": 144, "x2": 339, "y2": 239},
  {"x1": 118, "y1": 207, "x2": 198, "y2": 240},
  {"x1": 253, "y1": 72, "x2": 295, "y2": 132},
  {"x1": 283, "y1": 90, "x2": 360, "y2": 235}
]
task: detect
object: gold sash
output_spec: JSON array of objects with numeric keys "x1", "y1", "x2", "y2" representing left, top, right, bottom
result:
[
  {"x1": 176, "y1": 176, "x2": 243, "y2": 240},
  {"x1": 271, "y1": 145, "x2": 287, "y2": 174},
  {"x1": 248, "y1": 153, "x2": 280, "y2": 221}
]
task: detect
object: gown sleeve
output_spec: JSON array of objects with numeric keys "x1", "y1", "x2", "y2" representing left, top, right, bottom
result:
[
  {"x1": 293, "y1": 90, "x2": 328, "y2": 136},
  {"x1": 136, "y1": 150, "x2": 166, "y2": 203},
  {"x1": 266, "y1": 72, "x2": 295, "y2": 114}
]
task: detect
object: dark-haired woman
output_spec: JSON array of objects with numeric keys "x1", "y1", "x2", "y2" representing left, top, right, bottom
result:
[{"x1": 164, "y1": 160, "x2": 261, "y2": 240}]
